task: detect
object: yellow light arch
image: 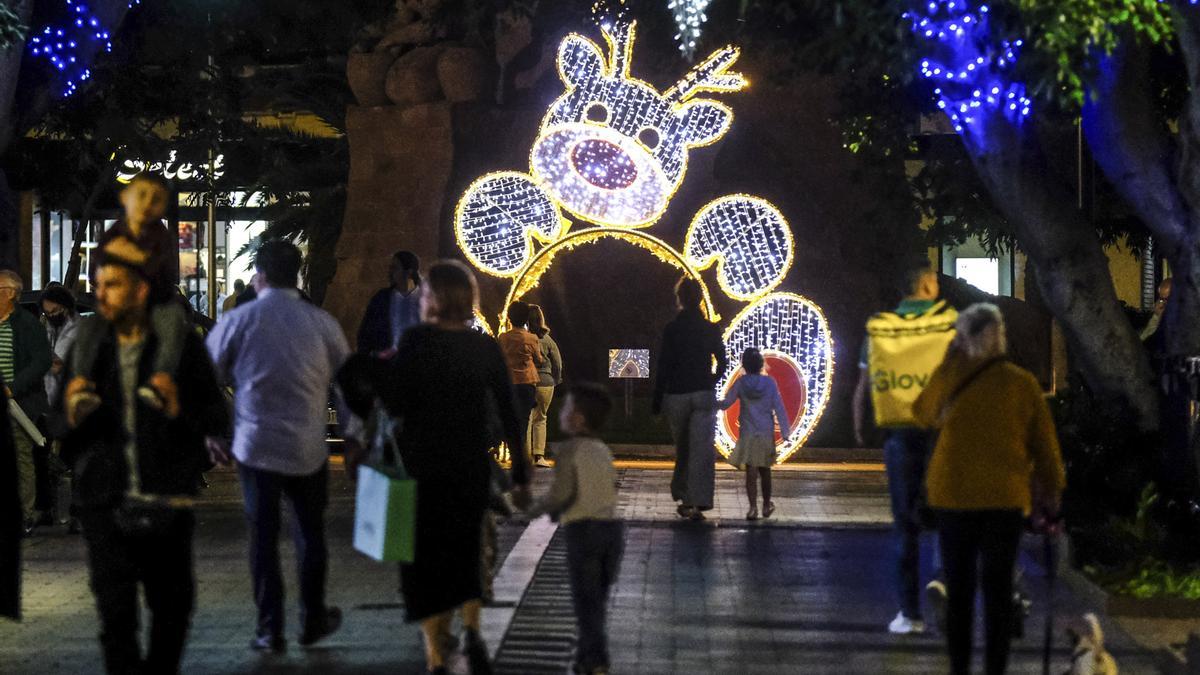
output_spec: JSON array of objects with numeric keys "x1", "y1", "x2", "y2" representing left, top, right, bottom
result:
[{"x1": 497, "y1": 227, "x2": 720, "y2": 330}]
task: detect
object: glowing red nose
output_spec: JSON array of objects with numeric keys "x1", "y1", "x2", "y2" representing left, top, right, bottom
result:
[{"x1": 570, "y1": 139, "x2": 638, "y2": 189}]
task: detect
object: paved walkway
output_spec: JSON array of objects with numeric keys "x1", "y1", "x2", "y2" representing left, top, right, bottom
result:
[{"x1": 0, "y1": 463, "x2": 1166, "y2": 674}]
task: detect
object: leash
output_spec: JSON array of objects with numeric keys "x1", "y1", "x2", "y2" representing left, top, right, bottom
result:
[{"x1": 1041, "y1": 524, "x2": 1059, "y2": 675}]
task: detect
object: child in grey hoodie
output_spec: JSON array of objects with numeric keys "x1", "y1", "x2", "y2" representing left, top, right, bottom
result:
[{"x1": 719, "y1": 348, "x2": 792, "y2": 520}]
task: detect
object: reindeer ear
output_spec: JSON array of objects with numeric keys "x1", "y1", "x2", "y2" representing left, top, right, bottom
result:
[
  {"x1": 558, "y1": 34, "x2": 606, "y2": 89},
  {"x1": 677, "y1": 100, "x2": 734, "y2": 148}
]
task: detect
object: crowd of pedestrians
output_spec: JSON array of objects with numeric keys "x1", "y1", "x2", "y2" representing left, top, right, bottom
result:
[{"x1": 0, "y1": 169, "x2": 1074, "y2": 675}]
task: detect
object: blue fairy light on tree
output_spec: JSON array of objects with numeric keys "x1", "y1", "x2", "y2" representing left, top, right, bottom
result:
[
  {"x1": 26, "y1": 0, "x2": 124, "y2": 97},
  {"x1": 903, "y1": 0, "x2": 1033, "y2": 133}
]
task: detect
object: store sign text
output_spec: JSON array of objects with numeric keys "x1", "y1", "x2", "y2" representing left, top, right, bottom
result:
[{"x1": 115, "y1": 150, "x2": 226, "y2": 184}]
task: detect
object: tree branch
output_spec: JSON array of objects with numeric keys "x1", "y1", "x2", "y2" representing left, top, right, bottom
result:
[
  {"x1": 1081, "y1": 41, "x2": 1189, "y2": 257},
  {"x1": 1172, "y1": 8, "x2": 1200, "y2": 240},
  {"x1": 0, "y1": 0, "x2": 33, "y2": 151},
  {"x1": 961, "y1": 110, "x2": 1160, "y2": 430},
  {"x1": 4, "y1": 0, "x2": 131, "y2": 151}
]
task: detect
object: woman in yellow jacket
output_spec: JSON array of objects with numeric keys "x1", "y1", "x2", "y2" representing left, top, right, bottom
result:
[{"x1": 913, "y1": 303, "x2": 1066, "y2": 675}]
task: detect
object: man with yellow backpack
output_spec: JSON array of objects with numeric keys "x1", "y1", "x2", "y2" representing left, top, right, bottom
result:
[{"x1": 854, "y1": 265, "x2": 957, "y2": 635}]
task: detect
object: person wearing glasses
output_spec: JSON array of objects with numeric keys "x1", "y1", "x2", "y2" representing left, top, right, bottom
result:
[{"x1": 0, "y1": 270, "x2": 51, "y2": 535}]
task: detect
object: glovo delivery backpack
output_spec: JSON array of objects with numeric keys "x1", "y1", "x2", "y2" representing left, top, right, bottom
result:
[{"x1": 866, "y1": 300, "x2": 957, "y2": 427}]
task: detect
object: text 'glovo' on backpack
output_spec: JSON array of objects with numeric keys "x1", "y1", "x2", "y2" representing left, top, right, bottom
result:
[{"x1": 866, "y1": 300, "x2": 957, "y2": 428}]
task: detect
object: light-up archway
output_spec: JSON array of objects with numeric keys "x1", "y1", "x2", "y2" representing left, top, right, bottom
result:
[{"x1": 453, "y1": 20, "x2": 835, "y2": 463}]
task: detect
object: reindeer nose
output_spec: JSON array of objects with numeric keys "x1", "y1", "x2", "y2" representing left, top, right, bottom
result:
[{"x1": 571, "y1": 139, "x2": 638, "y2": 189}]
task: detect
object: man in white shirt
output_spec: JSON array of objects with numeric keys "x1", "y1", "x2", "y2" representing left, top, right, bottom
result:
[{"x1": 206, "y1": 240, "x2": 352, "y2": 653}]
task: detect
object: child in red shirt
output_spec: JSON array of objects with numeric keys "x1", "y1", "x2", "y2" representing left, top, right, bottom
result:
[{"x1": 65, "y1": 172, "x2": 188, "y2": 424}]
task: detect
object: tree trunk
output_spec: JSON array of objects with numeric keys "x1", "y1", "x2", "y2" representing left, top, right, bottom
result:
[
  {"x1": 0, "y1": 1, "x2": 33, "y2": 272},
  {"x1": 959, "y1": 110, "x2": 1159, "y2": 430}
]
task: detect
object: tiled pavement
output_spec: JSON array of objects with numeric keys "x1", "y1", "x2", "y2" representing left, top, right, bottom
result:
[
  {"x1": 612, "y1": 464, "x2": 892, "y2": 526},
  {"x1": 0, "y1": 463, "x2": 1166, "y2": 674},
  {"x1": 0, "y1": 467, "x2": 523, "y2": 674}
]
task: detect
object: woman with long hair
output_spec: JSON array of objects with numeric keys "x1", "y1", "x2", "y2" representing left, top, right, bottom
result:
[
  {"x1": 652, "y1": 277, "x2": 727, "y2": 520},
  {"x1": 913, "y1": 304, "x2": 1065, "y2": 675},
  {"x1": 361, "y1": 260, "x2": 530, "y2": 675},
  {"x1": 526, "y1": 305, "x2": 562, "y2": 468}
]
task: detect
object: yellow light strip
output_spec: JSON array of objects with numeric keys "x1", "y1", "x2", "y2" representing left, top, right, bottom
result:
[{"x1": 498, "y1": 227, "x2": 720, "y2": 328}]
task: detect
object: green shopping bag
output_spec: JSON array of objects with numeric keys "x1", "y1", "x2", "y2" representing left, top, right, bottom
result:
[
  {"x1": 353, "y1": 404, "x2": 416, "y2": 563},
  {"x1": 353, "y1": 462, "x2": 416, "y2": 563}
]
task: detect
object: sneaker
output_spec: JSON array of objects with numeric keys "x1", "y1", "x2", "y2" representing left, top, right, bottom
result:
[
  {"x1": 299, "y1": 606, "x2": 342, "y2": 646},
  {"x1": 925, "y1": 580, "x2": 948, "y2": 634},
  {"x1": 250, "y1": 633, "x2": 286, "y2": 653},
  {"x1": 746, "y1": 506, "x2": 759, "y2": 520},
  {"x1": 887, "y1": 611, "x2": 926, "y2": 635},
  {"x1": 535, "y1": 457, "x2": 553, "y2": 468},
  {"x1": 464, "y1": 628, "x2": 492, "y2": 674}
]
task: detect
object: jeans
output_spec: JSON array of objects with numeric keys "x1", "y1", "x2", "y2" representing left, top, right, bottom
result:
[
  {"x1": 883, "y1": 428, "x2": 933, "y2": 620},
  {"x1": 238, "y1": 464, "x2": 330, "y2": 638},
  {"x1": 565, "y1": 520, "x2": 624, "y2": 672},
  {"x1": 81, "y1": 509, "x2": 195, "y2": 675},
  {"x1": 13, "y1": 425, "x2": 36, "y2": 521},
  {"x1": 937, "y1": 509, "x2": 1024, "y2": 675},
  {"x1": 513, "y1": 384, "x2": 537, "y2": 463},
  {"x1": 529, "y1": 385, "x2": 556, "y2": 458},
  {"x1": 664, "y1": 391, "x2": 717, "y2": 510}
]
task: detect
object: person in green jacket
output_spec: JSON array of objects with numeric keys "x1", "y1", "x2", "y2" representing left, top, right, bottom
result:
[{"x1": 0, "y1": 270, "x2": 52, "y2": 534}]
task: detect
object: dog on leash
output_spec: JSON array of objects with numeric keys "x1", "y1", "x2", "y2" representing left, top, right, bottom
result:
[{"x1": 1065, "y1": 613, "x2": 1118, "y2": 675}]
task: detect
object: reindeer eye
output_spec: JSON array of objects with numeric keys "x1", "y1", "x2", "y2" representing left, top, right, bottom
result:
[
  {"x1": 585, "y1": 102, "x2": 610, "y2": 124},
  {"x1": 638, "y1": 127, "x2": 661, "y2": 150}
]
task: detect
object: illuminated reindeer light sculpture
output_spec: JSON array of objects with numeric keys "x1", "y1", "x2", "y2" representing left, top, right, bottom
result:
[{"x1": 454, "y1": 22, "x2": 835, "y2": 463}]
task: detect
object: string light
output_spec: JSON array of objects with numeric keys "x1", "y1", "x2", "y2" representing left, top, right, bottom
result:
[
  {"x1": 684, "y1": 194, "x2": 794, "y2": 302},
  {"x1": 27, "y1": 0, "x2": 119, "y2": 97},
  {"x1": 455, "y1": 172, "x2": 567, "y2": 277},
  {"x1": 716, "y1": 293, "x2": 836, "y2": 463},
  {"x1": 903, "y1": 0, "x2": 1032, "y2": 132},
  {"x1": 452, "y1": 22, "x2": 835, "y2": 463},
  {"x1": 456, "y1": 21, "x2": 747, "y2": 270},
  {"x1": 667, "y1": 0, "x2": 713, "y2": 60},
  {"x1": 498, "y1": 227, "x2": 720, "y2": 327},
  {"x1": 529, "y1": 22, "x2": 744, "y2": 228}
]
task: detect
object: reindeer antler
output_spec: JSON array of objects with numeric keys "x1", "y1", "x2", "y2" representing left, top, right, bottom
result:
[
  {"x1": 601, "y1": 21, "x2": 636, "y2": 78},
  {"x1": 664, "y1": 45, "x2": 748, "y2": 103}
]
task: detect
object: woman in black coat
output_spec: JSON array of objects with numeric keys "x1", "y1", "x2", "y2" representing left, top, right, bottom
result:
[{"x1": 349, "y1": 260, "x2": 529, "y2": 675}]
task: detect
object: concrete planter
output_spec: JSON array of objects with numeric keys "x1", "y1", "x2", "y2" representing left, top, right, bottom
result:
[
  {"x1": 1106, "y1": 594, "x2": 1200, "y2": 619},
  {"x1": 385, "y1": 45, "x2": 448, "y2": 106},
  {"x1": 347, "y1": 52, "x2": 396, "y2": 107},
  {"x1": 438, "y1": 47, "x2": 494, "y2": 103}
]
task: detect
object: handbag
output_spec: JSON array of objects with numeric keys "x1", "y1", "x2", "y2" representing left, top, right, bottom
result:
[{"x1": 352, "y1": 403, "x2": 416, "y2": 563}]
